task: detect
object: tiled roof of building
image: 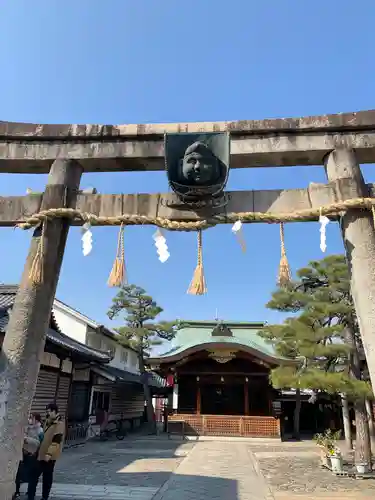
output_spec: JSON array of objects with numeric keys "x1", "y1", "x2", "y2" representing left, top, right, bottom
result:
[
  {"x1": 0, "y1": 285, "x2": 139, "y2": 355},
  {"x1": 0, "y1": 289, "x2": 111, "y2": 363},
  {"x1": 0, "y1": 285, "x2": 166, "y2": 382},
  {"x1": 0, "y1": 288, "x2": 16, "y2": 309},
  {"x1": 150, "y1": 320, "x2": 286, "y2": 364},
  {"x1": 92, "y1": 364, "x2": 166, "y2": 388}
]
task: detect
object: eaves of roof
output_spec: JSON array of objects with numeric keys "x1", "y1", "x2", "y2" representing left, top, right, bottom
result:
[
  {"x1": 0, "y1": 305, "x2": 111, "y2": 363},
  {"x1": 92, "y1": 364, "x2": 166, "y2": 388},
  {"x1": 0, "y1": 284, "x2": 138, "y2": 355}
]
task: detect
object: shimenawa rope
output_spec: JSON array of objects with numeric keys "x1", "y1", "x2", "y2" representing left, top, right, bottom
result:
[
  {"x1": 16, "y1": 196, "x2": 375, "y2": 232},
  {"x1": 25, "y1": 196, "x2": 375, "y2": 290}
]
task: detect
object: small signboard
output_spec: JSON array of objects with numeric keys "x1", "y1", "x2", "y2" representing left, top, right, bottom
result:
[
  {"x1": 272, "y1": 401, "x2": 282, "y2": 416},
  {"x1": 167, "y1": 420, "x2": 185, "y2": 439}
]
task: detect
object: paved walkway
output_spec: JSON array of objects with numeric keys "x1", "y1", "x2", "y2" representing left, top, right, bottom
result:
[
  {"x1": 20, "y1": 436, "x2": 190, "y2": 500},
  {"x1": 154, "y1": 440, "x2": 273, "y2": 500},
  {"x1": 19, "y1": 435, "x2": 375, "y2": 499},
  {"x1": 20, "y1": 436, "x2": 272, "y2": 500}
]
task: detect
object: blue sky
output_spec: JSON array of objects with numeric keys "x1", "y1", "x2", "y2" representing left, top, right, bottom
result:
[{"x1": 0, "y1": 1, "x2": 374, "y2": 332}]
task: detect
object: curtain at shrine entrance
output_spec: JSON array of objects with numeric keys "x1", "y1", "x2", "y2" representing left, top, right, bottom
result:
[{"x1": 200, "y1": 384, "x2": 244, "y2": 415}]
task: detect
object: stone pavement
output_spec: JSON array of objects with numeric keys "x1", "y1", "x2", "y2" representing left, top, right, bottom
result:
[
  {"x1": 19, "y1": 435, "x2": 375, "y2": 500},
  {"x1": 20, "y1": 435, "x2": 272, "y2": 500},
  {"x1": 153, "y1": 440, "x2": 273, "y2": 500},
  {"x1": 247, "y1": 440, "x2": 375, "y2": 500},
  {"x1": 20, "y1": 435, "x2": 193, "y2": 500}
]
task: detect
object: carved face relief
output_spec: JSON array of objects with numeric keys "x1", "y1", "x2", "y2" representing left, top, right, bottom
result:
[
  {"x1": 164, "y1": 132, "x2": 230, "y2": 205},
  {"x1": 180, "y1": 142, "x2": 221, "y2": 186}
]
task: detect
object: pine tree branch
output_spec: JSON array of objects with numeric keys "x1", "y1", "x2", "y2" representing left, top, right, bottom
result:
[{"x1": 263, "y1": 254, "x2": 371, "y2": 400}]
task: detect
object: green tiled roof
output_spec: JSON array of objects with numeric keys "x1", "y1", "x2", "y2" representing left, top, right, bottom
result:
[{"x1": 155, "y1": 321, "x2": 285, "y2": 362}]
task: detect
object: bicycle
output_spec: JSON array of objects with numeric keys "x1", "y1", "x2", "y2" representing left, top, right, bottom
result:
[{"x1": 99, "y1": 418, "x2": 126, "y2": 441}]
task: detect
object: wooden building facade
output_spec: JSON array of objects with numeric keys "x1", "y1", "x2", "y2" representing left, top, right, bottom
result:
[
  {"x1": 0, "y1": 287, "x2": 113, "y2": 446},
  {"x1": 0, "y1": 285, "x2": 167, "y2": 445},
  {"x1": 149, "y1": 321, "x2": 286, "y2": 438},
  {"x1": 87, "y1": 364, "x2": 166, "y2": 432}
]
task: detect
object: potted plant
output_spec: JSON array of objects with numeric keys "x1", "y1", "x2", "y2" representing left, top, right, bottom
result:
[
  {"x1": 313, "y1": 429, "x2": 342, "y2": 470},
  {"x1": 313, "y1": 431, "x2": 330, "y2": 468},
  {"x1": 355, "y1": 462, "x2": 370, "y2": 474},
  {"x1": 328, "y1": 446, "x2": 343, "y2": 472}
]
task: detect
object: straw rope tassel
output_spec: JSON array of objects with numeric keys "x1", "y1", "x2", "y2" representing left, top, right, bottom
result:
[
  {"x1": 187, "y1": 230, "x2": 207, "y2": 295},
  {"x1": 118, "y1": 225, "x2": 127, "y2": 284},
  {"x1": 107, "y1": 224, "x2": 127, "y2": 287},
  {"x1": 29, "y1": 221, "x2": 47, "y2": 285},
  {"x1": 277, "y1": 222, "x2": 291, "y2": 287}
]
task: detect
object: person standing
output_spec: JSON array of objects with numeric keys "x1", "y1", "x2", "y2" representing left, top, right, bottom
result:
[
  {"x1": 27, "y1": 403, "x2": 65, "y2": 500},
  {"x1": 13, "y1": 413, "x2": 44, "y2": 499}
]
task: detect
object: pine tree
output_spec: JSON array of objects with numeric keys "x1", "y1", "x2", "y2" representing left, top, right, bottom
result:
[
  {"x1": 108, "y1": 284, "x2": 180, "y2": 433},
  {"x1": 261, "y1": 255, "x2": 372, "y2": 464}
]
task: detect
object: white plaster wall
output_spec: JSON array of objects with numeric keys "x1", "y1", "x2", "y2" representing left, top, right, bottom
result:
[
  {"x1": 101, "y1": 336, "x2": 121, "y2": 370},
  {"x1": 41, "y1": 352, "x2": 60, "y2": 369},
  {"x1": 40, "y1": 352, "x2": 72, "y2": 374},
  {"x1": 104, "y1": 337, "x2": 139, "y2": 373},
  {"x1": 53, "y1": 307, "x2": 87, "y2": 345},
  {"x1": 73, "y1": 367, "x2": 90, "y2": 382},
  {"x1": 52, "y1": 302, "x2": 140, "y2": 375},
  {"x1": 126, "y1": 349, "x2": 140, "y2": 373}
]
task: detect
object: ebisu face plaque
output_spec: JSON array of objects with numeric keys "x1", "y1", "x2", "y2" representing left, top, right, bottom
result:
[{"x1": 164, "y1": 132, "x2": 230, "y2": 208}]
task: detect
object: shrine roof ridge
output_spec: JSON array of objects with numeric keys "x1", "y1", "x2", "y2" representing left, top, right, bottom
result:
[
  {"x1": 180, "y1": 320, "x2": 266, "y2": 329},
  {"x1": 1, "y1": 109, "x2": 375, "y2": 139}
]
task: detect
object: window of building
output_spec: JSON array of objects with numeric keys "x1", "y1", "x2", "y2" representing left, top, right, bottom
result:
[
  {"x1": 101, "y1": 340, "x2": 116, "y2": 358},
  {"x1": 120, "y1": 349, "x2": 129, "y2": 364},
  {"x1": 91, "y1": 390, "x2": 111, "y2": 415}
]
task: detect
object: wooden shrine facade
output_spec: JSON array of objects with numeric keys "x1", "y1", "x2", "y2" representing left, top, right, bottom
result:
[
  {"x1": 169, "y1": 355, "x2": 280, "y2": 438},
  {"x1": 149, "y1": 321, "x2": 284, "y2": 438}
]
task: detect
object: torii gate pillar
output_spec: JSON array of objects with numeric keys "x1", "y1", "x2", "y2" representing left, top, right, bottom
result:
[
  {"x1": 0, "y1": 159, "x2": 82, "y2": 499},
  {"x1": 325, "y1": 148, "x2": 375, "y2": 391}
]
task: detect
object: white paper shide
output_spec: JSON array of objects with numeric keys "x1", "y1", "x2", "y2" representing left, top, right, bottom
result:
[
  {"x1": 232, "y1": 220, "x2": 242, "y2": 234},
  {"x1": 81, "y1": 223, "x2": 93, "y2": 256},
  {"x1": 319, "y1": 215, "x2": 330, "y2": 253},
  {"x1": 153, "y1": 229, "x2": 170, "y2": 263},
  {"x1": 231, "y1": 220, "x2": 246, "y2": 252}
]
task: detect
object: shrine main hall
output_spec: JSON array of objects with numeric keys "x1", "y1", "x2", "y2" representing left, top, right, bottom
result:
[{"x1": 149, "y1": 320, "x2": 286, "y2": 438}]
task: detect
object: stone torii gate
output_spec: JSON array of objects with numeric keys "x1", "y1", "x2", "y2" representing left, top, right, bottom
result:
[{"x1": 1, "y1": 110, "x2": 375, "y2": 496}]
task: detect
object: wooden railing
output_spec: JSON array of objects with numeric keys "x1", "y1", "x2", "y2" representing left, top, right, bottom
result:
[{"x1": 169, "y1": 414, "x2": 280, "y2": 438}]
